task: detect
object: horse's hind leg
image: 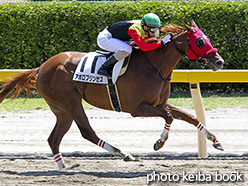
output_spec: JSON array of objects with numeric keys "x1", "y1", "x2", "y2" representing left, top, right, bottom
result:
[
  {"x1": 47, "y1": 104, "x2": 73, "y2": 170},
  {"x1": 69, "y1": 102, "x2": 136, "y2": 162},
  {"x1": 48, "y1": 100, "x2": 135, "y2": 170}
]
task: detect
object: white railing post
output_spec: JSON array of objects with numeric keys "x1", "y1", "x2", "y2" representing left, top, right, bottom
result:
[{"x1": 190, "y1": 82, "x2": 207, "y2": 157}]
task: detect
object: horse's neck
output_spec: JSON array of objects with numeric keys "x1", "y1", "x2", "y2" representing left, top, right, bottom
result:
[
  {"x1": 146, "y1": 44, "x2": 183, "y2": 80},
  {"x1": 159, "y1": 32, "x2": 188, "y2": 78}
]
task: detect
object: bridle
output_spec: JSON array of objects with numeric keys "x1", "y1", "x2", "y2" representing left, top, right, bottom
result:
[
  {"x1": 171, "y1": 38, "x2": 209, "y2": 68},
  {"x1": 142, "y1": 32, "x2": 211, "y2": 82}
]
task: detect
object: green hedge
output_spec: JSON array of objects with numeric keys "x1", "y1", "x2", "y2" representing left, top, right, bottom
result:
[{"x1": 0, "y1": 1, "x2": 247, "y2": 70}]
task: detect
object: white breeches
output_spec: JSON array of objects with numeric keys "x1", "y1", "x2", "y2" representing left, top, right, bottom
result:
[{"x1": 97, "y1": 27, "x2": 132, "y2": 60}]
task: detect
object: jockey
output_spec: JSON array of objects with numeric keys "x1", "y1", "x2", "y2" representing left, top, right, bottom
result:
[{"x1": 97, "y1": 13, "x2": 172, "y2": 77}]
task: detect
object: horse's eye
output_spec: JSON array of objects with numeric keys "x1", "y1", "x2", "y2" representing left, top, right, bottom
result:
[{"x1": 196, "y1": 37, "x2": 205, "y2": 49}]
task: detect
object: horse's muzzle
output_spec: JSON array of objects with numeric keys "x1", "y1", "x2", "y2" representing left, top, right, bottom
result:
[{"x1": 207, "y1": 52, "x2": 225, "y2": 71}]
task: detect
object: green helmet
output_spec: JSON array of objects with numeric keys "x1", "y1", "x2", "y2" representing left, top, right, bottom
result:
[{"x1": 141, "y1": 13, "x2": 161, "y2": 27}]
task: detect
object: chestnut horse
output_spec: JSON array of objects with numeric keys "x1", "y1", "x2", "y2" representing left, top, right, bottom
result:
[{"x1": 0, "y1": 21, "x2": 224, "y2": 169}]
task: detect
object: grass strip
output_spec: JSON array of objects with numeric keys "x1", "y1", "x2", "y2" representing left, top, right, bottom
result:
[{"x1": 0, "y1": 95, "x2": 248, "y2": 112}]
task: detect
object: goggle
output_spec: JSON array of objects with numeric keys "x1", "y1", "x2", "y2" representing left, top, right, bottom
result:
[{"x1": 148, "y1": 27, "x2": 159, "y2": 33}]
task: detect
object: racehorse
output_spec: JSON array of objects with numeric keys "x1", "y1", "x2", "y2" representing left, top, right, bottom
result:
[{"x1": 0, "y1": 21, "x2": 224, "y2": 169}]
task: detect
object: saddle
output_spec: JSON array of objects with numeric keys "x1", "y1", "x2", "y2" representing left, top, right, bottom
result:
[
  {"x1": 73, "y1": 51, "x2": 130, "y2": 85},
  {"x1": 73, "y1": 51, "x2": 131, "y2": 112}
]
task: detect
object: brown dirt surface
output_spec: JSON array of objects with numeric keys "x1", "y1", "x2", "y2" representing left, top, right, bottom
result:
[{"x1": 0, "y1": 107, "x2": 247, "y2": 185}]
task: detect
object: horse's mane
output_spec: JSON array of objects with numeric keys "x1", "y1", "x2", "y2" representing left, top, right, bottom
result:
[
  {"x1": 146, "y1": 23, "x2": 185, "y2": 43},
  {"x1": 160, "y1": 23, "x2": 185, "y2": 34}
]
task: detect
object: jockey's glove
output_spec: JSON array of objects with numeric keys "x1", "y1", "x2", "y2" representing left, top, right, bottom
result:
[{"x1": 161, "y1": 34, "x2": 173, "y2": 45}]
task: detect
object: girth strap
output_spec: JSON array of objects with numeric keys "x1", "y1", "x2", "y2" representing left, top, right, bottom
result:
[{"x1": 106, "y1": 78, "x2": 122, "y2": 112}]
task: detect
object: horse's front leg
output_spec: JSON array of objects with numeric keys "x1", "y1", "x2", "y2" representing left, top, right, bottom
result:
[
  {"x1": 153, "y1": 122, "x2": 171, "y2": 151},
  {"x1": 130, "y1": 102, "x2": 173, "y2": 124},
  {"x1": 130, "y1": 102, "x2": 173, "y2": 150},
  {"x1": 166, "y1": 102, "x2": 224, "y2": 151}
]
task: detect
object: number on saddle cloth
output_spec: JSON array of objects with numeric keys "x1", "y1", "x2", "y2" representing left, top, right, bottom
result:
[{"x1": 72, "y1": 51, "x2": 130, "y2": 85}]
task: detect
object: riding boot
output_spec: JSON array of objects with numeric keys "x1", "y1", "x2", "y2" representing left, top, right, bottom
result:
[{"x1": 98, "y1": 55, "x2": 118, "y2": 77}]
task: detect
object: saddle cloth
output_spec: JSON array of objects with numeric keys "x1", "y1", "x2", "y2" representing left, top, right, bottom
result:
[{"x1": 73, "y1": 51, "x2": 129, "y2": 84}]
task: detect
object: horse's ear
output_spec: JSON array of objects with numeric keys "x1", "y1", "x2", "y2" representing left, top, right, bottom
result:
[
  {"x1": 183, "y1": 22, "x2": 195, "y2": 33},
  {"x1": 191, "y1": 20, "x2": 198, "y2": 28}
]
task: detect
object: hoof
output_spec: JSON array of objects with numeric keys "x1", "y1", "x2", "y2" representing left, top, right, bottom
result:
[
  {"x1": 213, "y1": 143, "x2": 224, "y2": 151},
  {"x1": 154, "y1": 139, "x2": 165, "y2": 151},
  {"x1": 57, "y1": 161, "x2": 65, "y2": 170},
  {"x1": 123, "y1": 154, "x2": 136, "y2": 162}
]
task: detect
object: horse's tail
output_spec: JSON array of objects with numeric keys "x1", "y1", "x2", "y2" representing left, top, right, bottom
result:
[{"x1": 0, "y1": 68, "x2": 39, "y2": 104}]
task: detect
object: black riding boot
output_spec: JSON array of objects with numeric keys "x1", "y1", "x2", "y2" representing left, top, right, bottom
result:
[{"x1": 97, "y1": 55, "x2": 118, "y2": 77}]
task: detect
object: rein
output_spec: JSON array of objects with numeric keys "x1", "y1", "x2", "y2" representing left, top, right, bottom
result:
[
  {"x1": 141, "y1": 33, "x2": 209, "y2": 82},
  {"x1": 142, "y1": 45, "x2": 172, "y2": 82}
]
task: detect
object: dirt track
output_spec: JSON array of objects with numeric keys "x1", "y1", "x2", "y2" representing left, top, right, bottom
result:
[{"x1": 0, "y1": 107, "x2": 248, "y2": 185}]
